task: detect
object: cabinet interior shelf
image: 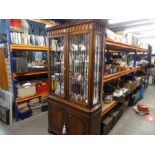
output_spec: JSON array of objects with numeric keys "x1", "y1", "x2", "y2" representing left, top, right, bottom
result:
[
  {"x1": 105, "y1": 39, "x2": 148, "y2": 52},
  {"x1": 103, "y1": 66, "x2": 145, "y2": 83},
  {"x1": 13, "y1": 71, "x2": 48, "y2": 78},
  {"x1": 101, "y1": 100, "x2": 118, "y2": 116},
  {"x1": 10, "y1": 44, "x2": 48, "y2": 51},
  {"x1": 16, "y1": 92, "x2": 49, "y2": 103}
]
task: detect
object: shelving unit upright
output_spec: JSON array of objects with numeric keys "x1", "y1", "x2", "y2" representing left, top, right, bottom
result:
[
  {"x1": 5, "y1": 19, "x2": 53, "y2": 121},
  {"x1": 101, "y1": 38, "x2": 151, "y2": 117}
]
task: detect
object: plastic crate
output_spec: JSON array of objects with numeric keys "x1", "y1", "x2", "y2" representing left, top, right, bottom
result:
[
  {"x1": 101, "y1": 115, "x2": 113, "y2": 135},
  {"x1": 17, "y1": 83, "x2": 36, "y2": 98},
  {"x1": 122, "y1": 102, "x2": 128, "y2": 112},
  {"x1": 115, "y1": 103, "x2": 124, "y2": 112},
  {"x1": 132, "y1": 88, "x2": 143, "y2": 105},
  {"x1": 10, "y1": 19, "x2": 21, "y2": 29},
  {"x1": 36, "y1": 80, "x2": 49, "y2": 94},
  {"x1": 19, "y1": 109, "x2": 32, "y2": 120},
  {"x1": 109, "y1": 109, "x2": 122, "y2": 127},
  {"x1": 42, "y1": 105, "x2": 48, "y2": 112}
]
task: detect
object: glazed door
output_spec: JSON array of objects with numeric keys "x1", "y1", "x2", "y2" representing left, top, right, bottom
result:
[
  {"x1": 93, "y1": 33, "x2": 103, "y2": 105},
  {"x1": 49, "y1": 35, "x2": 67, "y2": 98},
  {"x1": 48, "y1": 104, "x2": 65, "y2": 134},
  {"x1": 68, "y1": 33, "x2": 90, "y2": 106}
]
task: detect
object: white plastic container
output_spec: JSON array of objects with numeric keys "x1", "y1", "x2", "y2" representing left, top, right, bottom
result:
[{"x1": 17, "y1": 83, "x2": 36, "y2": 98}]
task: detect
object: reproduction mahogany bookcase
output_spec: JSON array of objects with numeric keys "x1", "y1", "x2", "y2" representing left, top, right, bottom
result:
[{"x1": 46, "y1": 20, "x2": 107, "y2": 134}]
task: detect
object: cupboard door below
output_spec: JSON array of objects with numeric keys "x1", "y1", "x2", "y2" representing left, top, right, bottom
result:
[
  {"x1": 66, "y1": 113, "x2": 88, "y2": 135},
  {"x1": 48, "y1": 104, "x2": 65, "y2": 134}
]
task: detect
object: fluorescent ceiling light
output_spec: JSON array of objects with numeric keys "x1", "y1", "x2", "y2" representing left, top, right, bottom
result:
[
  {"x1": 138, "y1": 34, "x2": 155, "y2": 39},
  {"x1": 138, "y1": 30, "x2": 155, "y2": 35},
  {"x1": 141, "y1": 38, "x2": 155, "y2": 42},
  {"x1": 125, "y1": 20, "x2": 155, "y2": 26},
  {"x1": 138, "y1": 34, "x2": 155, "y2": 38},
  {"x1": 125, "y1": 24, "x2": 155, "y2": 33},
  {"x1": 108, "y1": 19, "x2": 138, "y2": 24}
]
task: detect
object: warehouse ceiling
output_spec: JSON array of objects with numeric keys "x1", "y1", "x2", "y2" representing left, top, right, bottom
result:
[
  {"x1": 47, "y1": 19, "x2": 155, "y2": 39},
  {"x1": 48, "y1": 19, "x2": 72, "y2": 24},
  {"x1": 108, "y1": 19, "x2": 155, "y2": 39}
]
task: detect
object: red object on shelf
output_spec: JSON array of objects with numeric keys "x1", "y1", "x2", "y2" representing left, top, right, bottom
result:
[
  {"x1": 10, "y1": 19, "x2": 21, "y2": 29},
  {"x1": 36, "y1": 80, "x2": 49, "y2": 94},
  {"x1": 137, "y1": 104, "x2": 149, "y2": 112}
]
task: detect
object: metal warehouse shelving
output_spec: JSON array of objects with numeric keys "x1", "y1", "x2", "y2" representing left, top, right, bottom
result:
[
  {"x1": 101, "y1": 100, "x2": 118, "y2": 116},
  {"x1": 16, "y1": 92, "x2": 49, "y2": 103},
  {"x1": 13, "y1": 71, "x2": 48, "y2": 78},
  {"x1": 101, "y1": 38, "x2": 152, "y2": 117},
  {"x1": 10, "y1": 44, "x2": 48, "y2": 51},
  {"x1": 105, "y1": 39, "x2": 148, "y2": 52},
  {"x1": 103, "y1": 66, "x2": 146, "y2": 83},
  {"x1": 5, "y1": 19, "x2": 55, "y2": 121}
]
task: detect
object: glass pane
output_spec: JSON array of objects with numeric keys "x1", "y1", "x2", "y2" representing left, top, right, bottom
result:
[
  {"x1": 93, "y1": 34, "x2": 102, "y2": 104},
  {"x1": 12, "y1": 51, "x2": 48, "y2": 72},
  {"x1": 50, "y1": 37, "x2": 64, "y2": 96},
  {"x1": 69, "y1": 34, "x2": 89, "y2": 105}
]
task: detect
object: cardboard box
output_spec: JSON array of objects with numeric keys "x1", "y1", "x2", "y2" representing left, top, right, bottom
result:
[
  {"x1": 17, "y1": 83, "x2": 36, "y2": 98},
  {"x1": 101, "y1": 115, "x2": 113, "y2": 135}
]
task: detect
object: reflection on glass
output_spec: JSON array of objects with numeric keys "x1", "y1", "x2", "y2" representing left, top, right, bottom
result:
[
  {"x1": 93, "y1": 34, "x2": 102, "y2": 104},
  {"x1": 50, "y1": 37, "x2": 64, "y2": 96},
  {"x1": 69, "y1": 34, "x2": 89, "y2": 105},
  {"x1": 12, "y1": 51, "x2": 48, "y2": 72}
]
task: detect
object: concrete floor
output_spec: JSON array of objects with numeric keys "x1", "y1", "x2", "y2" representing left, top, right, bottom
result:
[
  {"x1": 0, "y1": 85, "x2": 155, "y2": 135},
  {"x1": 109, "y1": 85, "x2": 155, "y2": 135},
  {"x1": 0, "y1": 112, "x2": 49, "y2": 135}
]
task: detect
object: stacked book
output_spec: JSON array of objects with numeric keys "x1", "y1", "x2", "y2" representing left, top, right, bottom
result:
[
  {"x1": 10, "y1": 31, "x2": 46, "y2": 46},
  {"x1": 40, "y1": 96, "x2": 48, "y2": 112},
  {"x1": 17, "y1": 101, "x2": 29, "y2": 113},
  {"x1": 28, "y1": 98, "x2": 42, "y2": 114}
]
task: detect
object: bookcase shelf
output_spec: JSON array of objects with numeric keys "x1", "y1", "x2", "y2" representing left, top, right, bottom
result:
[
  {"x1": 106, "y1": 39, "x2": 148, "y2": 52},
  {"x1": 29, "y1": 19, "x2": 58, "y2": 27},
  {"x1": 13, "y1": 70, "x2": 48, "y2": 78},
  {"x1": 16, "y1": 92, "x2": 49, "y2": 103},
  {"x1": 101, "y1": 100, "x2": 118, "y2": 116},
  {"x1": 103, "y1": 66, "x2": 146, "y2": 83},
  {"x1": 10, "y1": 44, "x2": 48, "y2": 51}
]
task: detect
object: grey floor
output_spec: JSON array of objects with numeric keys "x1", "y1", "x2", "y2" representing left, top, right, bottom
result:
[
  {"x1": 109, "y1": 85, "x2": 155, "y2": 135},
  {"x1": 0, "y1": 85, "x2": 155, "y2": 135},
  {"x1": 0, "y1": 112, "x2": 49, "y2": 135}
]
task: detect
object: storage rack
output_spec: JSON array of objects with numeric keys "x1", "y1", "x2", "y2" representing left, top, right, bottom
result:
[
  {"x1": 103, "y1": 66, "x2": 145, "y2": 82},
  {"x1": 5, "y1": 20, "x2": 56, "y2": 121},
  {"x1": 101, "y1": 38, "x2": 151, "y2": 117}
]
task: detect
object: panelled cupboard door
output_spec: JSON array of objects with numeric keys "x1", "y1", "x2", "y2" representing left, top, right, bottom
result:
[
  {"x1": 66, "y1": 112, "x2": 88, "y2": 135},
  {"x1": 48, "y1": 104, "x2": 65, "y2": 134}
]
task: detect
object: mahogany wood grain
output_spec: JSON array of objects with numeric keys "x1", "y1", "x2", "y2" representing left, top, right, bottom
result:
[{"x1": 47, "y1": 20, "x2": 106, "y2": 135}]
